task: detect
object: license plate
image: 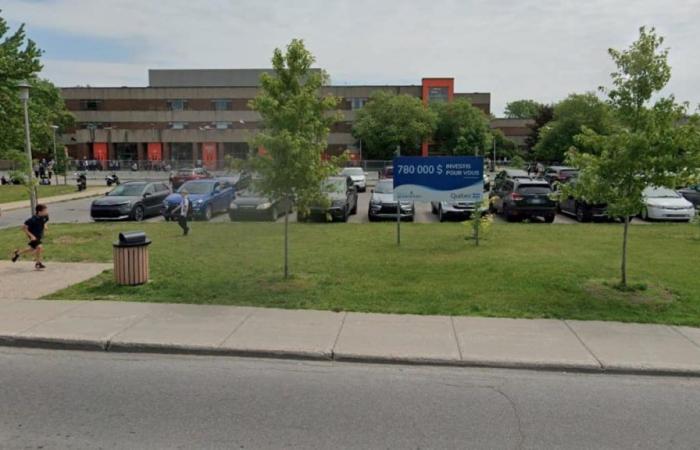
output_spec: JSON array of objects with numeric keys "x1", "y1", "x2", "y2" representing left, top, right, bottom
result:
[{"x1": 530, "y1": 198, "x2": 544, "y2": 204}]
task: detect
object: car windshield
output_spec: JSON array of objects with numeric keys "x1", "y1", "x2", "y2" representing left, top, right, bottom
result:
[
  {"x1": 518, "y1": 185, "x2": 551, "y2": 195},
  {"x1": 239, "y1": 188, "x2": 261, "y2": 197},
  {"x1": 322, "y1": 178, "x2": 346, "y2": 193},
  {"x1": 179, "y1": 182, "x2": 212, "y2": 195},
  {"x1": 341, "y1": 168, "x2": 363, "y2": 176},
  {"x1": 645, "y1": 187, "x2": 680, "y2": 198},
  {"x1": 108, "y1": 184, "x2": 145, "y2": 196},
  {"x1": 374, "y1": 180, "x2": 394, "y2": 194}
]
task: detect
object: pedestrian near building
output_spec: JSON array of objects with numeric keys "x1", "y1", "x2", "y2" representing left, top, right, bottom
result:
[
  {"x1": 11, "y1": 204, "x2": 50, "y2": 270},
  {"x1": 172, "y1": 190, "x2": 191, "y2": 236}
]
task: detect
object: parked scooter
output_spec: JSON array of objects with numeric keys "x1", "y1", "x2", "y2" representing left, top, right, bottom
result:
[
  {"x1": 105, "y1": 173, "x2": 120, "y2": 187},
  {"x1": 76, "y1": 172, "x2": 87, "y2": 191}
]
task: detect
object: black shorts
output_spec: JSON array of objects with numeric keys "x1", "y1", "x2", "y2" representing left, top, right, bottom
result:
[{"x1": 28, "y1": 239, "x2": 42, "y2": 249}]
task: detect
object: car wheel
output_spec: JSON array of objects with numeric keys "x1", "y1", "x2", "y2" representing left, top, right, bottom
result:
[
  {"x1": 341, "y1": 207, "x2": 349, "y2": 222},
  {"x1": 131, "y1": 205, "x2": 144, "y2": 222},
  {"x1": 431, "y1": 203, "x2": 437, "y2": 214},
  {"x1": 438, "y1": 206, "x2": 446, "y2": 222},
  {"x1": 351, "y1": 202, "x2": 358, "y2": 215},
  {"x1": 575, "y1": 205, "x2": 590, "y2": 223},
  {"x1": 368, "y1": 213, "x2": 377, "y2": 222},
  {"x1": 203, "y1": 205, "x2": 213, "y2": 221},
  {"x1": 544, "y1": 213, "x2": 556, "y2": 223},
  {"x1": 503, "y1": 205, "x2": 516, "y2": 222}
]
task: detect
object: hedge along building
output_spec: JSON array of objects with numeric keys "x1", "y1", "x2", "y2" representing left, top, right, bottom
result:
[{"x1": 59, "y1": 69, "x2": 525, "y2": 167}]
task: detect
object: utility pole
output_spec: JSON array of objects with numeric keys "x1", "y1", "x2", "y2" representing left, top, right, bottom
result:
[
  {"x1": 18, "y1": 81, "x2": 36, "y2": 213},
  {"x1": 51, "y1": 125, "x2": 59, "y2": 185}
]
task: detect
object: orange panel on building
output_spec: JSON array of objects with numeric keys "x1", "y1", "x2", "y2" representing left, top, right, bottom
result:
[
  {"x1": 421, "y1": 78, "x2": 455, "y2": 156},
  {"x1": 147, "y1": 143, "x2": 163, "y2": 161},
  {"x1": 202, "y1": 142, "x2": 217, "y2": 169},
  {"x1": 93, "y1": 142, "x2": 108, "y2": 161}
]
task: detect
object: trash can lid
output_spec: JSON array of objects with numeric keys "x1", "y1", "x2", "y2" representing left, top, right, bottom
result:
[{"x1": 113, "y1": 231, "x2": 151, "y2": 247}]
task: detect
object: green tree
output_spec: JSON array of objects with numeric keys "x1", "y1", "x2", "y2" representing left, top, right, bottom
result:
[
  {"x1": 490, "y1": 128, "x2": 519, "y2": 160},
  {"x1": 524, "y1": 104, "x2": 554, "y2": 154},
  {"x1": 432, "y1": 98, "x2": 491, "y2": 155},
  {"x1": 504, "y1": 99, "x2": 543, "y2": 119},
  {"x1": 249, "y1": 39, "x2": 340, "y2": 278},
  {"x1": 352, "y1": 91, "x2": 437, "y2": 159},
  {"x1": 534, "y1": 93, "x2": 614, "y2": 162},
  {"x1": 566, "y1": 27, "x2": 700, "y2": 287}
]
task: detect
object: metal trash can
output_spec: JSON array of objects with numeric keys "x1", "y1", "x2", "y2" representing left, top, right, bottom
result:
[{"x1": 113, "y1": 231, "x2": 151, "y2": 285}]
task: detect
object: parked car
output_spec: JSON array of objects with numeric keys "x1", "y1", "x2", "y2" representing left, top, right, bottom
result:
[
  {"x1": 340, "y1": 167, "x2": 367, "y2": 192},
  {"x1": 483, "y1": 172, "x2": 491, "y2": 191},
  {"x1": 556, "y1": 178, "x2": 608, "y2": 222},
  {"x1": 379, "y1": 166, "x2": 394, "y2": 179},
  {"x1": 640, "y1": 186, "x2": 696, "y2": 222},
  {"x1": 299, "y1": 176, "x2": 358, "y2": 222},
  {"x1": 543, "y1": 166, "x2": 578, "y2": 186},
  {"x1": 170, "y1": 167, "x2": 212, "y2": 189},
  {"x1": 229, "y1": 188, "x2": 291, "y2": 221},
  {"x1": 678, "y1": 184, "x2": 700, "y2": 209},
  {"x1": 490, "y1": 178, "x2": 556, "y2": 222},
  {"x1": 492, "y1": 169, "x2": 532, "y2": 191},
  {"x1": 368, "y1": 179, "x2": 414, "y2": 221},
  {"x1": 91, "y1": 181, "x2": 170, "y2": 221},
  {"x1": 162, "y1": 179, "x2": 235, "y2": 221},
  {"x1": 431, "y1": 200, "x2": 478, "y2": 222},
  {"x1": 217, "y1": 171, "x2": 253, "y2": 192}
]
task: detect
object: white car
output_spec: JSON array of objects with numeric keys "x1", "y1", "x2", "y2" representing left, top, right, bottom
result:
[
  {"x1": 641, "y1": 186, "x2": 696, "y2": 221},
  {"x1": 340, "y1": 167, "x2": 367, "y2": 192}
]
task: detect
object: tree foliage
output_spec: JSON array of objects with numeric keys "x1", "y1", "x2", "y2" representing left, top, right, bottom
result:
[
  {"x1": 504, "y1": 99, "x2": 543, "y2": 119},
  {"x1": 533, "y1": 93, "x2": 614, "y2": 162},
  {"x1": 352, "y1": 91, "x2": 437, "y2": 159},
  {"x1": 0, "y1": 13, "x2": 73, "y2": 162},
  {"x1": 565, "y1": 27, "x2": 700, "y2": 286},
  {"x1": 432, "y1": 98, "x2": 491, "y2": 155},
  {"x1": 524, "y1": 104, "x2": 554, "y2": 154},
  {"x1": 249, "y1": 39, "x2": 340, "y2": 277}
]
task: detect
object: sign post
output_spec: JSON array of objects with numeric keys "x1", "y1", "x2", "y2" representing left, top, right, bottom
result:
[{"x1": 393, "y1": 156, "x2": 484, "y2": 244}]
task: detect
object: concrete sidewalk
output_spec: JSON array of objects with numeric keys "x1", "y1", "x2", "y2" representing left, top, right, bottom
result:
[
  {"x1": 2, "y1": 299, "x2": 700, "y2": 376},
  {"x1": 0, "y1": 186, "x2": 109, "y2": 212},
  {"x1": 0, "y1": 262, "x2": 111, "y2": 300}
]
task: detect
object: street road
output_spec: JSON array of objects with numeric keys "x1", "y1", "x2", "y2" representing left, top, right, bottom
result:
[{"x1": 1, "y1": 348, "x2": 699, "y2": 449}]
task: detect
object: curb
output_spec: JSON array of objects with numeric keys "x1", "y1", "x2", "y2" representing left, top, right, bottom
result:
[
  {"x1": 0, "y1": 190, "x2": 107, "y2": 212},
  {"x1": 3, "y1": 335, "x2": 700, "y2": 378}
]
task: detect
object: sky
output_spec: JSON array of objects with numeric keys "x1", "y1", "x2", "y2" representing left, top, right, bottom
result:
[{"x1": 3, "y1": 0, "x2": 700, "y2": 116}]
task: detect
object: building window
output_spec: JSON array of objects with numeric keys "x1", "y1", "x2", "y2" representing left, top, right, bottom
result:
[
  {"x1": 80, "y1": 99, "x2": 102, "y2": 110},
  {"x1": 169, "y1": 122, "x2": 187, "y2": 129},
  {"x1": 350, "y1": 98, "x2": 368, "y2": 110},
  {"x1": 215, "y1": 121, "x2": 232, "y2": 130},
  {"x1": 212, "y1": 99, "x2": 232, "y2": 111},
  {"x1": 428, "y1": 87, "x2": 449, "y2": 103},
  {"x1": 167, "y1": 99, "x2": 187, "y2": 111}
]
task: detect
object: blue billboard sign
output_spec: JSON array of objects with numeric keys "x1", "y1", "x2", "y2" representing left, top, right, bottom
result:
[{"x1": 393, "y1": 156, "x2": 484, "y2": 202}]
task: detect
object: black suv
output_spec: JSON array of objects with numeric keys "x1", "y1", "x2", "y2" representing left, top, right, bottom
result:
[
  {"x1": 300, "y1": 176, "x2": 358, "y2": 222},
  {"x1": 557, "y1": 178, "x2": 608, "y2": 222},
  {"x1": 490, "y1": 178, "x2": 556, "y2": 222}
]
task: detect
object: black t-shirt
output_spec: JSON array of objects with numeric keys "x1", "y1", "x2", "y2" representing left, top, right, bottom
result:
[{"x1": 25, "y1": 215, "x2": 49, "y2": 240}]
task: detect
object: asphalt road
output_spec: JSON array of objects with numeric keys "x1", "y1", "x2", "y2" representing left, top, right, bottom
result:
[{"x1": 1, "y1": 348, "x2": 699, "y2": 449}]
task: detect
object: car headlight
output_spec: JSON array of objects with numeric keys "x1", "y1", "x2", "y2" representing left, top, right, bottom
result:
[
  {"x1": 195, "y1": 199, "x2": 204, "y2": 205},
  {"x1": 256, "y1": 202, "x2": 272, "y2": 210},
  {"x1": 229, "y1": 203, "x2": 238, "y2": 210}
]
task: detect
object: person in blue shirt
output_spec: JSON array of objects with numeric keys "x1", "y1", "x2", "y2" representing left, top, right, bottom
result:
[{"x1": 11, "y1": 204, "x2": 49, "y2": 270}]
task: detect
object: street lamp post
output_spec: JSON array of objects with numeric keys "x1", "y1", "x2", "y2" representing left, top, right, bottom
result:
[
  {"x1": 18, "y1": 81, "x2": 37, "y2": 213},
  {"x1": 50, "y1": 125, "x2": 59, "y2": 185}
]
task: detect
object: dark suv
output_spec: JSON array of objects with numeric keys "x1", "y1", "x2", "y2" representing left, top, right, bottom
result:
[
  {"x1": 557, "y1": 178, "x2": 608, "y2": 222},
  {"x1": 490, "y1": 179, "x2": 556, "y2": 222},
  {"x1": 299, "y1": 176, "x2": 358, "y2": 222},
  {"x1": 543, "y1": 166, "x2": 578, "y2": 186}
]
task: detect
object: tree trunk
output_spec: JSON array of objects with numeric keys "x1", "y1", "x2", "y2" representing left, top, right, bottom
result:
[
  {"x1": 284, "y1": 202, "x2": 289, "y2": 279},
  {"x1": 474, "y1": 222, "x2": 480, "y2": 246},
  {"x1": 621, "y1": 215, "x2": 629, "y2": 286}
]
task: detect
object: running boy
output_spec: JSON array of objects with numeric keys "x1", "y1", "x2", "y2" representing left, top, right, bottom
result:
[{"x1": 11, "y1": 204, "x2": 49, "y2": 270}]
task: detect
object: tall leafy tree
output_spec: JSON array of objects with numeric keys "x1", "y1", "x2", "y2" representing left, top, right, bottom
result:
[
  {"x1": 250, "y1": 39, "x2": 340, "y2": 278},
  {"x1": 533, "y1": 93, "x2": 614, "y2": 162},
  {"x1": 352, "y1": 91, "x2": 437, "y2": 159},
  {"x1": 432, "y1": 98, "x2": 491, "y2": 155},
  {"x1": 504, "y1": 99, "x2": 543, "y2": 119},
  {"x1": 566, "y1": 27, "x2": 700, "y2": 287},
  {"x1": 524, "y1": 104, "x2": 554, "y2": 155}
]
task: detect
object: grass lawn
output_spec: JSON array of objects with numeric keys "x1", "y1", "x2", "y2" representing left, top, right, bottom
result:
[
  {"x1": 0, "y1": 221, "x2": 698, "y2": 325},
  {"x1": 0, "y1": 185, "x2": 76, "y2": 204}
]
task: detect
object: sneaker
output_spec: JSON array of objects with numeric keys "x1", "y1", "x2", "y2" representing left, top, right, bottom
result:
[
  {"x1": 35, "y1": 262, "x2": 46, "y2": 270},
  {"x1": 11, "y1": 250, "x2": 20, "y2": 263}
]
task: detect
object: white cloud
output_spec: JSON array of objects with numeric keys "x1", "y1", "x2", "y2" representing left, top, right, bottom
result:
[{"x1": 3, "y1": 0, "x2": 700, "y2": 114}]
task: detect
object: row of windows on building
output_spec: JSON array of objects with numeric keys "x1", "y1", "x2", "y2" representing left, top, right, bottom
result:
[
  {"x1": 77, "y1": 97, "x2": 370, "y2": 111},
  {"x1": 80, "y1": 121, "x2": 243, "y2": 130}
]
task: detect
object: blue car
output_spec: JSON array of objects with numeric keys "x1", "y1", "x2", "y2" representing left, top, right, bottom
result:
[{"x1": 162, "y1": 179, "x2": 235, "y2": 221}]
